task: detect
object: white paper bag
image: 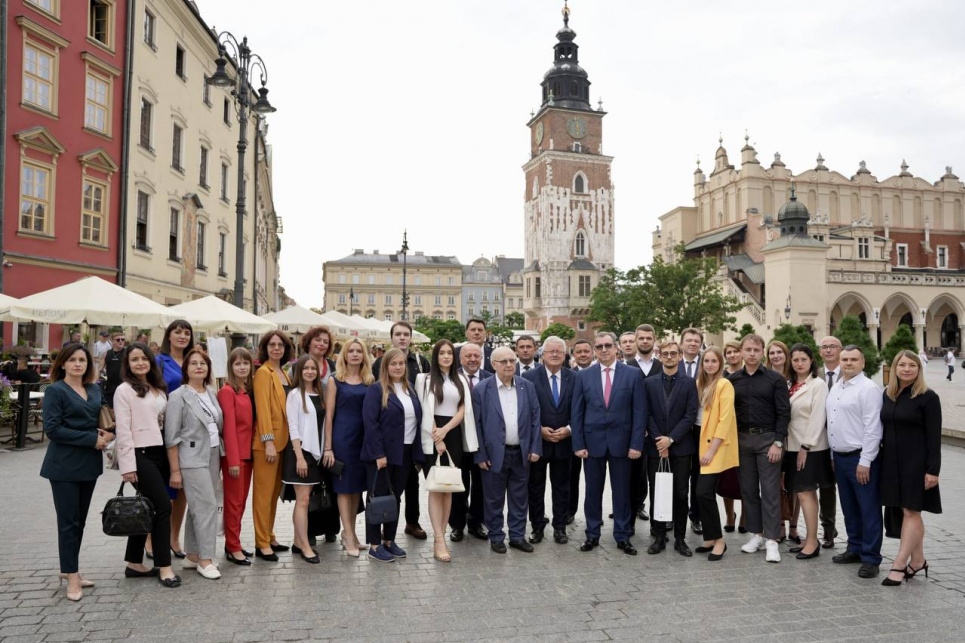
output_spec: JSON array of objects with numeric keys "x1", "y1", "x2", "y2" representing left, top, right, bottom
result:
[{"x1": 653, "y1": 458, "x2": 674, "y2": 523}]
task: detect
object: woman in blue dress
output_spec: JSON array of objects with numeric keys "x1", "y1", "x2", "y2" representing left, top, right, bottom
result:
[{"x1": 322, "y1": 337, "x2": 374, "y2": 557}]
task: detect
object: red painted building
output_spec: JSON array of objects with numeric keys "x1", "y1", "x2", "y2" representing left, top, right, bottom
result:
[{"x1": 1, "y1": 0, "x2": 128, "y2": 348}]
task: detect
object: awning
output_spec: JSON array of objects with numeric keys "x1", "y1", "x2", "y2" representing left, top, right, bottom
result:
[{"x1": 684, "y1": 224, "x2": 746, "y2": 252}]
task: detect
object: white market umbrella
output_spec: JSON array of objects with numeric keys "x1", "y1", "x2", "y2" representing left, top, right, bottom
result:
[
  {"x1": 350, "y1": 315, "x2": 390, "y2": 340},
  {"x1": 261, "y1": 305, "x2": 330, "y2": 335},
  {"x1": 0, "y1": 276, "x2": 176, "y2": 327},
  {"x1": 168, "y1": 295, "x2": 277, "y2": 334},
  {"x1": 370, "y1": 317, "x2": 430, "y2": 344},
  {"x1": 318, "y1": 310, "x2": 377, "y2": 339}
]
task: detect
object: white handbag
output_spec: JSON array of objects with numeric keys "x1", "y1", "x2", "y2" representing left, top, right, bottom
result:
[
  {"x1": 425, "y1": 452, "x2": 465, "y2": 493},
  {"x1": 653, "y1": 457, "x2": 674, "y2": 523}
]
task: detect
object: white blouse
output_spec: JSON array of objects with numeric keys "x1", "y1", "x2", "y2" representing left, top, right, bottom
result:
[
  {"x1": 434, "y1": 374, "x2": 462, "y2": 417},
  {"x1": 195, "y1": 390, "x2": 221, "y2": 445},
  {"x1": 394, "y1": 383, "x2": 418, "y2": 445}
]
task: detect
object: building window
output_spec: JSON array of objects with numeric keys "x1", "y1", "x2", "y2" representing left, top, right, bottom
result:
[
  {"x1": 88, "y1": 0, "x2": 113, "y2": 49},
  {"x1": 535, "y1": 277, "x2": 541, "y2": 298},
  {"x1": 367, "y1": 275, "x2": 375, "y2": 285},
  {"x1": 937, "y1": 245, "x2": 948, "y2": 268},
  {"x1": 385, "y1": 295, "x2": 392, "y2": 304},
  {"x1": 218, "y1": 232, "x2": 227, "y2": 275},
  {"x1": 574, "y1": 173, "x2": 586, "y2": 193},
  {"x1": 575, "y1": 230, "x2": 586, "y2": 257},
  {"x1": 199, "y1": 147, "x2": 209, "y2": 188},
  {"x1": 449, "y1": 277, "x2": 455, "y2": 285},
  {"x1": 482, "y1": 291, "x2": 489, "y2": 302},
  {"x1": 857, "y1": 237, "x2": 870, "y2": 259},
  {"x1": 367, "y1": 294, "x2": 375, "y2": 305},
  {"x1": 196, "y1": 221, "x2": 207, "y2": 270},
  {"x1": 414, "y1": 296, "x2": 422, "y2": 306},
  {"x1": 220, "y1": 163, "x2": 229, "y2": 200},
  {"x1": 517, "y1": 297, "x2": 522, "y2": 308},
  {"x1": 448, "y1": 296, "x2": 455, "y2": 306},
  {"x1": 338, "y1": 274, "x2": 346, "y2": 284},
  {"x1": 27, "y1": 0, "x2": 56, "y2": 14},
  {"x1": 494, "y1": 292, "x2": 501, "y2": 301},
  {"x1": 223, "y1": 98, "x2": 231, "y2": 125},
  {"x1": 19, "y1": 161, "x2": 51, "y2": 234},
  {"x1": 135, "y1": 191, "x2": 150, "y2": 251},
  {"x1": 23, "y1": 41, "x2": 56, "y2": 112},
  {"x1": 139, "y1": 98, "x2": 153, "y2": 150},
  {"x1": 525, "y1": 278, "x2": 530, "y2": 298},
  {"x1": 896, "y1": 243, "x2": 908, "y2": 267},
  {"x1": 338, "y1": 294, "x2": 346, "y2": 305},
  {"x1": 84, "y1": 70, "x2": 110, "y2": 134},
  {"x1": 202, "y1": 76, "x2": 211, "y2": 106},
  {"x1": 414, "y1": 276, "x2": 422, "y2": 286},
  {"x1": 508, "y1": 299, "x2": 514, "y2": 309},
  {"x1": 468, "y1": 306, "x2": 474, "y2": 315},
  {"x1": 435, "y1": 277, "x2": 442, "y2": 286},
  {"x1": 468, "y1": 292, "x2": 475, "y2": 301},
  {"x1": 81, "y1": 179, "x2": 106, "y2": 245},
  {"x1": 577, "y1": 320, "x2": 587, "y2": 331},
  {"x1": 385, "y1": 313, "x2": 393, "y2": 321},
  {"x1": 578, "y1": 275, "x2": 591, "y2": 297},
  {"x1": 143, "y1": 8, "x2": 156, "y2": 48},
  {"x1": 352, "y1": 274, "x2": 359, "y2": 284},
  {"x1": 175, "y1": 45, "x2": 186, "y2": 79},
  {"x1": 168, "y1": 208, "x2": 180, "y2": 261},
  {"x1": 433, "y1": 314, "x2": 442, "y2": 320},
  {"x1": 386, "y1": 275, "x2": 393, "y2": 285},
  {"x1": 447, "y1": 313, "x2": 456, "y2": 320},
  {"x1": 434, "y1": 296, "x2": 442, "y2": 306},
  {"x1": 171, "y1": 124, "x2": 183, "y2": 172}
]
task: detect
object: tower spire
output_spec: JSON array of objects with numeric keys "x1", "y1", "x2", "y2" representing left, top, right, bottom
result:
[
  {"x1": 563, "y1": 0, "x2": 570, "y2": 27},
  {"x1": 539, "y1": 1, "x2": 592, "y2": 110}
]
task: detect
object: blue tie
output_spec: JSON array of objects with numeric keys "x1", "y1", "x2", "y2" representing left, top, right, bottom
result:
[{"x1": 551, "y1": 374, "x2": 560, "y2": 407}]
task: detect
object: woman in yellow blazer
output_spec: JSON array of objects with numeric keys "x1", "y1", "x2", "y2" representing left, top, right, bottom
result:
[
  {"x1": 694, "y1": 346, "x2": 738, "y2": 561},
  {"x1": 252, "y1": 331, "x2": 293, "y2": 561}
]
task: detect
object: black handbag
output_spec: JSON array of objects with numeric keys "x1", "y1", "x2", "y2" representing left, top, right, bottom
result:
[
  {"x1": 365, "y1": 468, "x2": 397, "y2": 525},
  {"x1": 102, "y1": 482, "x2": 155, "y2": 537},
  {"x1": 309, "y1": 479, "x2": 332, "y2": 512}
]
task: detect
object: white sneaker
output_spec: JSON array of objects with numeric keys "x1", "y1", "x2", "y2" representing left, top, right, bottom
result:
[
  {"x1": 197, "y1": 563, "x2": 221, "y2": 579},
  {"x1": 765, "y1": 539, "x2": 781, "y2": 563},
  {"x1": 741, "y1": 534, "x2": 764, "y2": 553}
]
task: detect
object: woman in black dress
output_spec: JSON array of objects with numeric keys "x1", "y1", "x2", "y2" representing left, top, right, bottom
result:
[{"x1": 880, "y1": 350, "x2": 942, "y2": 586}]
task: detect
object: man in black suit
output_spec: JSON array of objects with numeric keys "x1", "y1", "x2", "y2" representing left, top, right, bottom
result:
[
  {"x1": 515, "y1": 335, "x2": 539, "y2": 374},
  {"x1": 456, "y1": 317, "x2": 495, "y2": 374},
  {"x1": 567, "y1": 338, "x2": 595, "y2": 522},
  {"x1": 644, "y1": 338, "x2": 699, "y2": 556},
  {"x1": 522, "y1": 335, "x2": 574, "y2": 544},
  {"x1": 624, "y1": 324, "x2": 663, "y2": 528},
  {"x1": 449, "y1": 341, "x2": 491, "y2": 542}
]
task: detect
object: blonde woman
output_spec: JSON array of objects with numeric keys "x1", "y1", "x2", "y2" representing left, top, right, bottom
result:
[
  {"x1": 694, "y1": 347, "x2": 738, "y2": 561},
  {"x1": 880, "y1": 350, "x2": 942, "y2": 586},
  {"x1": 723, "y1": 340, "x2": 743, "y2": 376},
  {"x1": 322, "y1": 337, "x2": 374, "y2": 557},
  {"x1": 765, "y1": 340, "x2": 791, "y2": 380}
]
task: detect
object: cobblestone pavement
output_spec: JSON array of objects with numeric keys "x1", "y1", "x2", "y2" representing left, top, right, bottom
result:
[
  {"x1": 923, "y1": 359, "x2": 965, "y2": 432},
  {"x1": 2, "y1": 399, "x2": 964, "y2": 641}
]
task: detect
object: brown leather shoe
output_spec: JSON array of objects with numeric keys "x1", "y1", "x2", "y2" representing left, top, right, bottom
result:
[{"x1": 404, "y1": 523, "x2": 427, "y2": 540}]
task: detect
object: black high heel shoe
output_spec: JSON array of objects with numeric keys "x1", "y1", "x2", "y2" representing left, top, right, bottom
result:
[
  {"x1": 906, "y1": 561, "x2": 929, "y2": 579},
  {"x1": 882, "y1": 568, "x2": 908, "y2": 586}
]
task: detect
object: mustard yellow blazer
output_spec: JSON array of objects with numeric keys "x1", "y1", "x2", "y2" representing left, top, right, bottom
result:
[
  {"x1": 699, "y1": 377, "x2": 739, "y2": 474},
  {"x1": 253, "y1": 362, "x2": 291, "y2": 451}
]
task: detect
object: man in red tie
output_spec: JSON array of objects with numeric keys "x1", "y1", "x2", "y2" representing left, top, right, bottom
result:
[{"x1": 571, "y1": 332, "x2": 647, "y2": 555}]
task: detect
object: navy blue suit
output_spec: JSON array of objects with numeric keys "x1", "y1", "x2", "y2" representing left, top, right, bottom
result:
[
  {"x1": 522, "y1": 365, "x2": 574, "y2": 532},
  {"x1": 644, "y1": 372, "x2": 698, "y2": 540},
  {"x1": 571, "y1": 362, "x2": 647, "y2": 543},
  {"x1": 472, "y1": 375, "x2": 542, "y2": 543}
]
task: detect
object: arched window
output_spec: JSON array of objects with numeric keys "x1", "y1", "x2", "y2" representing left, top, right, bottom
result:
[
  {"x1": 532, "y1": 176, "x2": 539, "y2": 199},
  {"x1": 573, "y1": 172, "x2": 586, "y2": 193},
  {"x1": 575, "y1": 230, "x2": 586, "y2": 257}
]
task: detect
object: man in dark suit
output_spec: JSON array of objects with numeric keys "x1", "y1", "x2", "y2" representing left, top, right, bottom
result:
[
  {"x1": 644, "y1": 339, "x2": 699, "y2": 556},
  {"x1": 571, "y1": 332, "x2": 647, "y2": 555},
  {"x1": 473, "y1": 347, "x2": 542, "y2": 554},
  {"x1": 567, "y1": 338, "x2": 595, "y2": 523},
  {"x1": 522, "y1": 335, "x2": 574, "y2": 544},
  {"x1": 450, "y1": 342, "x2": 491, "y2": 542},
  {"x1": 455, "y1": 317, "x2": 495, "y2": 374},
  {"x1": 680, "y1": 327, "x2": 704, "y2": 535},
  {"x1": 515, "y1": 335, "x2": 539, "y2": 374},
  {"x1": 624, "y1": 324, "x2": 663, "y2": 528}
]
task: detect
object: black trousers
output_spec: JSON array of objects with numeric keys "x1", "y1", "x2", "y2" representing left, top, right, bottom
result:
[
  {"x1": 124, "y1": 446, "x2": 173, "y2": 568},
  {"x1": 648, "y1": 454, "x2": 691, "y2": 540},
  {"x1": 696, "y1": 473, "x2": 723, "y2": 541},
  {"x1": 364, "y1": 450, "x2": 411, "y2": 546},
  {"x1": 630, "y1": 456, "x2": 647, "y2": 525},
  {"x1": 528, "y1": 455, "x2": 571, "y2": 531},
  {"x1": 820, "y1": 485, "x2": 837, "y2": 537},
  {"x1": 404, "y1": 464, "x2": 421, "y2": 525},
  {"x1": 688, "y1": 426, "x2": 701, "y2": 523},
  {"x1": 450, "y1": 461, "x2": 485, "y2": 531},
  {"x1": 567, "y1": 453, "x2": 582, "y2": 518},
  {"x1": 50, "y1": 479, "x2": 97, "y2": 574}
]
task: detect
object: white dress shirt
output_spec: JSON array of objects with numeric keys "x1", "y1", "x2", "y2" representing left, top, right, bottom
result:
[
  {"x1": 497, "y1": 378, "x2": 519, "y2": 445},
  {"x1": 823, "y1": 365, "x2": 841, "y2": 388},
  {"x1": 635, "y1": 354, "x2": 656, "y2": 376},
  {"x1": 519, "y1": 360, "x2": 535, "y2": 373},
  {"x1": 599, "y1": 362, "x2": 616, "y2": 393},
  {"x1": 394, "y1": 383, "x2": 418, "y2": 445},
  {"x1": 825, "y1": 372, "x2": 883, "y2": 468},
  {"x1": 682, "y1": 357, "x2": 700, "y2": 379},
  {"x1": 461, "y1": 368, "x2": 481, "y2": 390}
]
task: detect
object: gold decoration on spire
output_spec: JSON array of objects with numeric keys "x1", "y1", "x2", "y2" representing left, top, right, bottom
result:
[{"x1": 563, "y1": 0, "x2": 570, "y2": 27}]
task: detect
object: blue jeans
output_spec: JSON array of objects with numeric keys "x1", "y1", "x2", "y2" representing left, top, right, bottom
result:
[{"x1": 833, "y1": 452, "x2": 882, "y2": 565}]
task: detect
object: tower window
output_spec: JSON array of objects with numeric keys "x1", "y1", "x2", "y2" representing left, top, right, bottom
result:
[
  {"x1": 575, "y1": 231, "x2": 586, "y2": 257},
  {"x1": 570, "y1": 81, "x2": 578, "y2": 96},
  {"x1": 574, "y1": 173, "x2": 585, "y2": 193}
]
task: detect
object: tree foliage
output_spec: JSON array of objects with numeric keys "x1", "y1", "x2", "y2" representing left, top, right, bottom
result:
[
  {"x1": 881, "y1": 324, "x2": 918, "y2": 368},
  {"x1": 833, "y1": 315, "x2": 883, "y2": 377},
  {"x1": 412, "y1": 317, "x2": 465, "y2": 345},
  {"x1": 772, "y1": 324, "x2": 822, "y2": 368},
  {"x1": 738, "y1": 323, "x2": 756, "y2": 341},
  {"x1": 587, "y1": 246, "x2": 746, "y2": 337},
  {"x1": 540, "y1": 323, "x2": 576, "y2": 343},
  {"x1": 504, "y1": 312, "x2": 525, "y2": 329}
]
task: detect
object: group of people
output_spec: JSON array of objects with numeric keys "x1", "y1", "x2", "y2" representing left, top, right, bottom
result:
[{"x1": 40, "y1": 316, "x2": 943, "y2": 601}]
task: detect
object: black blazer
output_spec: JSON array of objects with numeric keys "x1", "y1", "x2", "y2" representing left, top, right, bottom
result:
[
  {"x1": 39, "y1": 381, "x2": 104, "y2": 482},
  {"x1": 643, "y1": 373, "x2": 699, "y2": 458},
  {"x1": 522, "y1": 365, "x2": 574, "y2": 460},
  {"x1": 625, "y1": 357, "x2": 664, "y2": 380}
]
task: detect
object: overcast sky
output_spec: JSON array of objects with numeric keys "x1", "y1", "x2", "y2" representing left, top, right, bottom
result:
[{"x1": 196, "y1": 0, "x2": 965, "y2": 308}]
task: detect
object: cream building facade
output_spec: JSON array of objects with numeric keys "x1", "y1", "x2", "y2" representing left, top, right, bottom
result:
[{"x1": 653, "y1": 136, "x2": 965, "y2": 352}]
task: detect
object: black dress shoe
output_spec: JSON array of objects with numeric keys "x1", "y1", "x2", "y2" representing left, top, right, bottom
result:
[
  {"x1": 637, "y1": 507, "x2": 649, "y2": 521},
  {"x1": 298, "y1": 549, "x2": 320, "y2": 564},
  {"x1": 832, "y1": 550, "x2": 861, "y2": 564},
  {"x1": 674, "y1": 539, "x2": 693, "y2": 557},
  {"x1": 724, "y1": 525, "x2": 735, "y2": 533},
  {"x1": 617, "y1": 541, "x2": 638, "y2": 556},
  {"x1": 467, "y1": 525, "x2": 489, "y2": 540},
  {"x1": 821, "y1": 530, "x2": 837, "y2": 549},
  {"x1": 553, "y1": 529, "x2": 568, "y2": 544},
  {"x1": 579, "y1": 539, "x2": 599, "y2": 552},
  {"x1": 509, "y1": 540, "x2": 535, "y2": 553},
  {"x1": 324, "y1": 534, "x2": 337, "y2": 544},
  {"x1": 565, "y1": 514, "x2": 575, "y2": 525},
  {"x1": 225, "y1": 553, "x2": 252, "y2": 566},
  {"x1": 691, "y1": 520, "x2": 703, "y2": 535},
  {"x1": 490, "y1": 541, "x2": 507, "y2": 554},
  {"x1": 292, "y1": 545, "x2": 303, "y2": 555},
  {"x1": 529, "y1": 530, "x2": 544, "y2": 544},
  {"x1": 158, "y1": 574, "x2": 181, "y2": 588},
  {"x1": 270, "y1": 543, "x2": 290, "y2": 553},
  {"x1": 308, "y1": 536, "x2": 317, "y2": 546},
  {"x1": 125, "y1": 567, "x2": 159, "y2": 578},
  {"x1": 695, "y1": 545, "x2": 714, "y2": 554},
  {"x1": 858, "y1": 563, "x2": 880, "y2": 578},
  {"x1": 647, "y1": 537, "x2": 667, "y2": 554},
  {"x1": 170, "y1": 547, "x2": 187, "y2": 559},
  {"x1": 450, "y1": 529, "x2": 465, "y2": 542},
  {"x1": 708, "y1": 544, "x2": 727, "y2": 561},
  {"x1": 255, "y1": 550, "x2": 279, "y2": 562},
  {"x1": 796, "y1": 547, "x2": 820, "y2": 560}
]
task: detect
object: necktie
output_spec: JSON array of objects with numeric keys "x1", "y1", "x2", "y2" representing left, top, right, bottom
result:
[
  {"x1": 551, "y1": 374, "x2": 560, "y2": 407},
  {"x1": 468, "y1": 374, "x2": 476, "y2": 392},
  {"x1": 603, "y1": 367, "x2": 612, "y2": 407},
  {"x1": 827, "y1": 371, "x2": 835, "y2": 390},
  {"x1": 687, "y1": 362, "x2": 694, "y2": 378},
  {"x1": 524, "y1": 365, "x2": 531, "y2": 372}
]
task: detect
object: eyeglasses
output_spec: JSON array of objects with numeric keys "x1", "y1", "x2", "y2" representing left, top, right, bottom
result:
[
  {"x1": 819, "y1": 345, "x2": 841, "y2": 351},
  {"x1": 595, "y1": 343, "x2": 614, "y2": 350},
  {"x1": 492, "y1": 359, "x2": 517, "y2": 366},
  {"x1": 660, "y1": 351, "x2": 679, "y2": 358},
  {"x1": 543, "y1": 349, "x2": 564, "y2": 355},
  {"x1": 114, "y1": 338, "x2": 126, "y2": 343}
]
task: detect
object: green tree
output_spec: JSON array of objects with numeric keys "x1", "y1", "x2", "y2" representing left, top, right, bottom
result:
[
  {"x1": 881, "y1": 324, "x2": 918, "y2": 368},
  {"x1": 772, "y1": 323, "x2": 822, "y2": 368},
  {"x1": 587, "y1": 245, "x2": 746, "y2": 337},
  {"x1": 504, "y1": 312, "x2": 525, "y2": 329},
  {"x1": 413, "y1": 317, "x2": 465, "y2": 345},
  {"x1": 488, "y1": 323, "x2": 514, "y2": 346},
  {"x1": 833, "y1": 315, "x2": 883, "y2": 377},
  {"x1": 738, "y1": 323, "x2": 756, "y2": 340},
  {"x1": 540, "y1": 323, "x2": 575, "y2": 343}
]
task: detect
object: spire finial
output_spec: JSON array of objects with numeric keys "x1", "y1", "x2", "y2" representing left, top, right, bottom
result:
[
  {"x1": 696, "y1": 155, "x2": 701, "y2": 168},
  {"x1": 744, "y1": 129, "x2": 749, "y2": 143},
  {"x1": 562, "y1": 0, "x2": 570, "y2": 27},
  {"x1": 718, "y1": 131, "x2": 723, "y2": 145},
  {"x1": 790, "y1": 181, "x2": 797, "y2": 200}
]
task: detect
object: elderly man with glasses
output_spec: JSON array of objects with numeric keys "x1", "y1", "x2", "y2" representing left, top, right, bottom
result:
[{"x1": 571, "y1": 331, "x2": 647, "y2": 555}]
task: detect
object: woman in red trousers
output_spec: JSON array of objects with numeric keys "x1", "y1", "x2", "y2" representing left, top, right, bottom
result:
[{"x1": 219, "y1": 348, "x2": 255, "y2": 565}]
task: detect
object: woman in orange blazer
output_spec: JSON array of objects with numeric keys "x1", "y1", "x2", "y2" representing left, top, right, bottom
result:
[
  {"x1": 251, "y1": 331, "x2": 293, "y2": 561},
  {"x1": 694, "y1": 346, "x2": 739, "y2": 561}
]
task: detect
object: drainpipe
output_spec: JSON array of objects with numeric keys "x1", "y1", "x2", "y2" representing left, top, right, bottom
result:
[
  {"x1": 0, "y1": 0, "x2": 8, "y2": 346},
  {"x1": 117, "y1": 0, "x2": 136, "y2": 286}
]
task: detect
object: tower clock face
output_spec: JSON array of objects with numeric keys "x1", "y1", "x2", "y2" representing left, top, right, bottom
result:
[
  {"x1": 535, "y1": 122, "x2": 544, "y2": 144},
  {"x1": 567, "y1": 117, "x2": 587, "y2": 139}
]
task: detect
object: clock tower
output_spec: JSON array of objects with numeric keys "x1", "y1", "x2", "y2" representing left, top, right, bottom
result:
[{"x1": 522, "y1": 3, "x2": 614, "y2": 337}]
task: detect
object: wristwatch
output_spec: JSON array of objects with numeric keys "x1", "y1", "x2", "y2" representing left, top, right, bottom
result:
[
  {"x1": 773, "y1": 440, "x2": 784, "y2": 449},
  {"x1": 801, "y1": 444, "x2": 811, "y2": 451}
]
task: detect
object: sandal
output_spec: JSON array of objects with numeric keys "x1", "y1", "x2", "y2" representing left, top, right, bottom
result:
[{"x1": 433, "y1": 537, "x2": 452, "y2": 562}]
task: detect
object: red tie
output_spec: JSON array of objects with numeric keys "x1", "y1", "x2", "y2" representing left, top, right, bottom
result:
[{"x1": 603, "y1": 367, "x2": 612, "y2": 407}]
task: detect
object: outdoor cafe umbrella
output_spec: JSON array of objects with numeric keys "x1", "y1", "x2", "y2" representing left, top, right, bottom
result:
[
  {"x1": 317, "y1": 310, "x2": 376, "y2": 339},
  {"x1": 261, "y1": 305, "x2": 330, "y2": 335},
  {"x1": 167, "y1": 295, "x2": 277, "y2": 334}
]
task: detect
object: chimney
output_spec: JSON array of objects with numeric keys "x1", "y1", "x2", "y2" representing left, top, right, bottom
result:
[
  {"x1": 353, "y1": 249, "x2": 364, "y2": 254},
  {"x1": 373, "y1": 250, "x2": 379, "y2": 255},
  {"x1": 415, "y1": 251, "x2": 425, "y2": 256}
]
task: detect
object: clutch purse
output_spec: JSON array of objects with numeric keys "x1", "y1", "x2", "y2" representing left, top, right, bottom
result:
[
  {"x1": 323, "y1": 458, "x2": 345, "y2": 477},
  {"x1": 98, "y1": 405, "x2": 116, "y2": 431},
  {"x1": 102, "y1": 482, "x2": 155, "y2": 537},
  {"x1": 425, "y1": 452, "x2": 465, "y2": 493},
  {"x1": 365, "y1": 469, "x2": 398, "y2": 525}
]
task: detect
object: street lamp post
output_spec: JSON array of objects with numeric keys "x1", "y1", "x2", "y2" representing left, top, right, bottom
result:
[
  {"x1": 400, "y1": 230, "x2": 410, "y2": 321},
  {"x1": 206, "y1": 32, "x2": 276, "y2": 311},
  {"x1": 785, "y1": 294, "x2": 792, "y2": 321},
  {"x1": 349, "y1": 286, "x2": 355, "y2": 317}
]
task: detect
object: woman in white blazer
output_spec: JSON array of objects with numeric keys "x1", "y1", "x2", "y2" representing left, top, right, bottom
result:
[
  {"x1": 165, "y1": 348, "x2": 224, "y2": 580},
  {"x1": 415, "y1": 339, "x2": 478, "y2": 561},
  {"x1": 785, "y1": 343, "x2": 834, "y2": 560}
]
